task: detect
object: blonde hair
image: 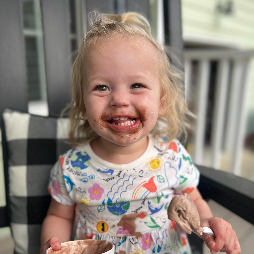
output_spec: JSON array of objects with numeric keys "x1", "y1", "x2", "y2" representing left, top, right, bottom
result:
[{"x1": 65, "y1": 12, "x2": 189, "y2": 145}]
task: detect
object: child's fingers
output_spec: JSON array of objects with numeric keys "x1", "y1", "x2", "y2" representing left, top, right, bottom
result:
[
  {"x1": 205, "y1": 218, "x2": 227, "y2": 252},
  {"x1": 49, "y1": 236, "x2": 62, "y2": 251},
  {"x1": 201, "y1": 217, "x2": 241, "y2": 254},
  {"x1": 219, "y1": 234, "x2": 235, "y2": 253},
  {"x1": 232, "y1": 239, "x2": 241, "y2": 254},
  {"x1": 40, "y1": 236, "x2": 61, "y2": 254},
  {"x1": 202, "y1": 234, "x2": 215, "y2": 250},
  {"x1": 204, "y1": 217, "x2": 241, "y2": 254},
  {"x1": 220, "y1": 235, "x2": 241, "y2": 254}
]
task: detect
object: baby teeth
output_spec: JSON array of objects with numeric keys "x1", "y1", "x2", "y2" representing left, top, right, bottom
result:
[
  {"x1": 113, "y1": 117, "x2": 128, "y2": 120},
  {"x1": 114, "y1": 120, "x2": 136, "y2": 126},
  {"x1": 111, "y1": 118, "x2": 136, "y2": 126}
]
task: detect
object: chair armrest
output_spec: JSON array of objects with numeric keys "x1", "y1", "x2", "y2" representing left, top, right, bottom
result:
[
  {"x1": 0, "y1": 205, "x2": 9, "y2": 227},
  {"x1": 198, "y1": 165, "x2": 254, "y2": 225}
]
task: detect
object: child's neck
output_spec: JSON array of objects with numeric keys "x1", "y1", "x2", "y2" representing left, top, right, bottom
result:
[{"x1": 90, "y1": 136, "x2": 149, "y2": 164}]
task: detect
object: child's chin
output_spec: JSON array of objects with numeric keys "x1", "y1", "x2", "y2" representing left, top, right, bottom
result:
[
  {"x1": 104, "y1": 134, "x2": 142, "y2": 146},
  {"x1": 111, "y1": 137, "x2": 138, "y2": 146}
]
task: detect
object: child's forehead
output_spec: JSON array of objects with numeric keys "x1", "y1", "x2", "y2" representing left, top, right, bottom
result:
[
  {"x1": 81, "y1": 33, "x2": 164, "y2": 81},
  {"x1": 83, "y1": 35, "x2": 162, "y2": 69},
  {"x1": 84, "y1": 35, "x2": 160, "y2": 70}
]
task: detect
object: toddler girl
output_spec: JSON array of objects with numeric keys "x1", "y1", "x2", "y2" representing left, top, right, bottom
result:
[{"x1": 40, "y1": 12, "x2": 240, "y2": 254}]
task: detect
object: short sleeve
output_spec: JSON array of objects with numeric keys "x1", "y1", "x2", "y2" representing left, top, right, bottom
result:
[
  {"x1": 48, "y1": 159, "x2": 75, "y2": 205},
  {"x1": 171, "y1": 141, "x2": 200, "y2": 195}
]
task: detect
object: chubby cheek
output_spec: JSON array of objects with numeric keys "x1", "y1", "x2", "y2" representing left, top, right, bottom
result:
[
  {"x1": 139, "y1": 98, "x2": 160, "y2": 119},
  {"x1": 84, "y1": 96, "x2": 103, "y2": 116},
  {"x1": 85, "y1": 109, "x2": 102, "y2": 128},
  {"x1": 138, "y1": 104, "x2": 159, "y2": 133}
]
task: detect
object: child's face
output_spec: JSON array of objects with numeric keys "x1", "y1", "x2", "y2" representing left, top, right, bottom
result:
[{"x1": 82, "y1": 34, "x2": 165, "y2": 147}]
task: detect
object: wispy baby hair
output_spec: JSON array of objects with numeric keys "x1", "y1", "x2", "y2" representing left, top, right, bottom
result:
[{"x1": 67, "y1": 12, "x2": 189, "y2": 144}]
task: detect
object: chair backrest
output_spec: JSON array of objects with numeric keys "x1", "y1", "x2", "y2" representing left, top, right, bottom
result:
[{"x1": 0, "y1": 0, "x2": 184, "y2": 252}]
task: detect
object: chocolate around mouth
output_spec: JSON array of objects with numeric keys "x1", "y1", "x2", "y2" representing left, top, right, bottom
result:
[
  {"x1": 108, "y1": 117, "x2": 137, "y2": 126},
  {"x1": 105, "y1": 118, "x2": 142, "y2": 136},
  {"x1": 98, "y1": 111, "x2": 145, "y2": 136}
]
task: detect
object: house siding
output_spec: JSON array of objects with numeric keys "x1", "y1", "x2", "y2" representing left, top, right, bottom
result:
[
  {"x1": 182, "y1": 0, "x2": 254, "y2": 135},
  {"x1": 182, "y1": 0, "x2": 254, "y2": 48}
]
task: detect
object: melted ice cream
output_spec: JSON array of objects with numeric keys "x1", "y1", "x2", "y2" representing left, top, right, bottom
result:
[
  {"x1": 168, "y1": 193, "x2": 203, "y2": 235},
  {"x1": 47, "y1": 240, "x2": 113, "y2": 254}
]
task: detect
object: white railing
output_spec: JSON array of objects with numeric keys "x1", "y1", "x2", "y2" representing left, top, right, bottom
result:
[{"x1": 184, "y1": 49, "x2": 254, "y2": 175}]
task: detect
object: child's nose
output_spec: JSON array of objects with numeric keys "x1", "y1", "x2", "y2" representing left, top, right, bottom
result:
[{"x1": 109, "y1": 89, "x2": 130, "y2": 108}]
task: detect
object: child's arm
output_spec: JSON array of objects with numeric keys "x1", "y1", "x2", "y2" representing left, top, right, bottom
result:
[
  {"x1": 189, "y1": 189, "x2": 241, "y2": 254},
  {"x1": 40, "y1": 198, "x2": 75, "y2": 254},
  {"x1": 189, "y1": 188, "x2": 213, "y2": 219}
]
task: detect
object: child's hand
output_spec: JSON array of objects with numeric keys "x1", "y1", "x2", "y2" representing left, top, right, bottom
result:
[
  {"x1": 40, "y1": 236, "x2": 61, "y2": 254},
  {"x1": 200, "y1": 217, "x2": 241, "y2": 254}
]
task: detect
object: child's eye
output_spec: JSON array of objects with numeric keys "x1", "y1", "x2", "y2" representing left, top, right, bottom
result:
[
  {"x1": 130, "y1": 83, "x2": 145, "y2": 89},
  {"x1": 94, "y1": 85, "x2": 109, "y2": 91}
]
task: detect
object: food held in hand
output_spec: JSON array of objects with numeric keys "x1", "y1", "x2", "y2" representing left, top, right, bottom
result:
[
  {"x1": 168, "y1": 193, "x2": 203, "y2": 235},
  {"x1": 47, "y1": 239, "x2": 114, "y2": 254}
]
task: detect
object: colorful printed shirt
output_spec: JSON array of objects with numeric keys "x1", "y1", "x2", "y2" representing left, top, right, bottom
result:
[{"x1": 48, "y1": 135, "x2": 200, "y2": 254}]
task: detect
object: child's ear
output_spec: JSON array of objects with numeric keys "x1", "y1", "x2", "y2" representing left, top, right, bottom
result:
[
  {"x1": 81, "y1": 105, "x2": 87, "y2": 120},
  {"x1": 82, "y1": 110, "x2": 87, "y2": 120},
  {"x1": 81, "y1": 114, "x2": 87, "y2": 120}
]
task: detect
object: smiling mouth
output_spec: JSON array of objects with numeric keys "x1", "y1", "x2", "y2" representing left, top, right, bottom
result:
[
  {"x1": 105, "y1": 116, "x2": 141, "y2": 133},
  {"x1": 108, "y1": 117, "x2": 137, "y2": 126}
]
